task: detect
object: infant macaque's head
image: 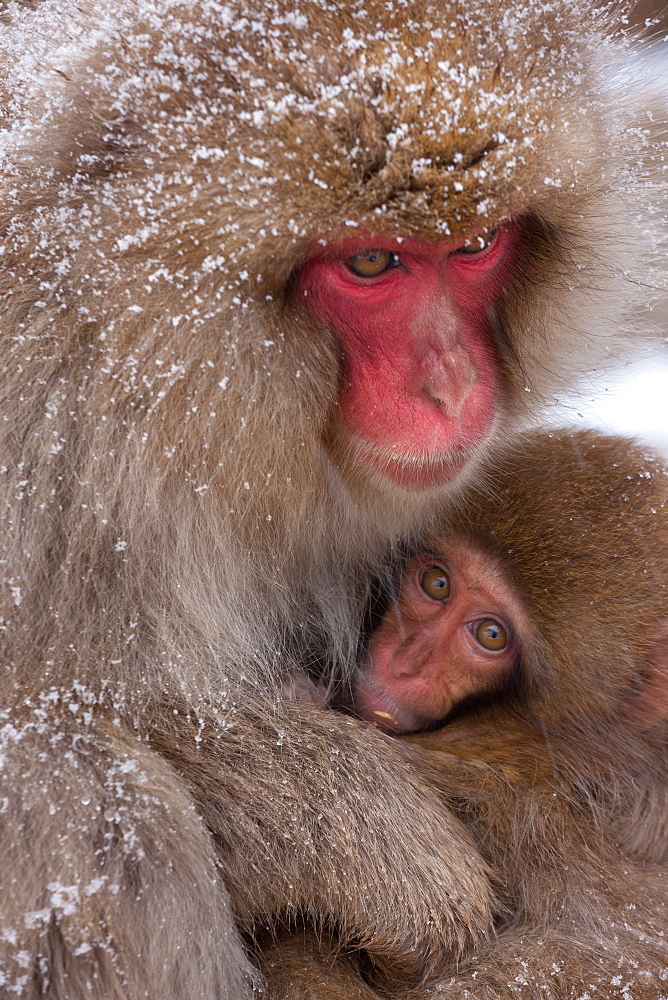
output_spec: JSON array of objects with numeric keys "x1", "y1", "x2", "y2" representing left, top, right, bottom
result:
[{"x1": 354, "y1": 538, "x2": 529, "y2": 734}]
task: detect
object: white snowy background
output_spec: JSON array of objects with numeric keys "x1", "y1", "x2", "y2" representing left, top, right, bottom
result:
[
  {"x1": 553, "y1": 351, "x2": 668, "y2": 454},
  {"x1": 552, "y1": 43, "x2": 667, "y2": 456}
]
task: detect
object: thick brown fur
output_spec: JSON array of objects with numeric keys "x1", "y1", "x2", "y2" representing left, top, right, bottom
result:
[
  {"x1": 0, "y1": 0, "x2": 661, "y2": 996},
  {"x1": 260, "y1": 430, "x2": 668, "y2": 998}
]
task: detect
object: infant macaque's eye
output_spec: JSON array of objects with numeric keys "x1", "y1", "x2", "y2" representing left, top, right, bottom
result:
[
  {"x1": 475, "y1": 618, "x2": 508, "y2": 651},
  {"x1": 420, "y1": 566, "x2": 451, "y2": 601}
]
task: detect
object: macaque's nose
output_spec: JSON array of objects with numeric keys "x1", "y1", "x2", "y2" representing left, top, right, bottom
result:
[
  {"x1": 389, "y1": 636, "x2": 433, "y2": 680},
  {"x1": 419, "y1": 345, "x2": 477, "y2": 419}
]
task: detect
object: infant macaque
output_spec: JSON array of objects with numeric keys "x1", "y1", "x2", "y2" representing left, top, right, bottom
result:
[
  {"x1": 354, "y1": 538, "x2": 530, "y2": 734},
  {"x1": 287, "y1": 434, "x2": 667, "y2": 738},
  {"x1": 285, "y1": 535, "x2": 530, "y2": 735}
]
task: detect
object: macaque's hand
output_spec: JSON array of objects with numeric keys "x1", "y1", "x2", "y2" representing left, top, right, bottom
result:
[
  {"x1": 153, "y1": 701, "x2": 496, "y2": 990},
  {"x1": 282, "y1": 670, "x2": 329, "y2": 707}
]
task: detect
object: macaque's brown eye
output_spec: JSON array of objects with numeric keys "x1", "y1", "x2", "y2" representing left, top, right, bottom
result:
[
  {"x1": 420, "y1": 566, "x2": 451, "y2": 601},
  {"x1": 345, "y1": 249, "x2": 394, "y2": 277},
  {"x1": 455, "y1": 230, "x2": 497, "y2": 254},
  {"x1": 475, "y1": 618, "x2": 508, "y2": 651}
]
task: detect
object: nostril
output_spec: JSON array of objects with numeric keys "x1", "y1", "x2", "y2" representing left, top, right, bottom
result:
[
  {"x1": 422, "y1": 381, "x2": 449, "y2": 408},
  {"x1": 421, "y1": 376, "x2": 471, "y2": 418}
]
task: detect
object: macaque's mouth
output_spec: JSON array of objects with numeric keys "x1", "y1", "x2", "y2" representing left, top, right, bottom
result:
[
  {"x1": 354, "y1": 675, "x2": 446, "y2": 734},
  {"x1": 360, "y1": 702, "x2": 438, "y2": 735},
  {"x1": 351, "y1": 439, "x2": 471, "y2": 491}
]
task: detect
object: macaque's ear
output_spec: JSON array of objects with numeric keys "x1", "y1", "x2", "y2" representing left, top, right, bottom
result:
[{"x1": 626, "y1": 622, "x2": 668, "y2": 733}]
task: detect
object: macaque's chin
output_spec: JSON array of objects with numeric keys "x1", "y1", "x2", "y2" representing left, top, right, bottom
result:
[{"x1": 345, "y1": 437, "x2": 474, "y2": 492}]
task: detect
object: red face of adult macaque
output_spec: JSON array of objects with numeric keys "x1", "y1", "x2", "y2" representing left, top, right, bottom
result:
[
  {"x1": 355, "y1": 539, "x2": 528, "y2": 733},
  {"x1": 297, "y1": 226, "x2": 518, "y2": 490}
]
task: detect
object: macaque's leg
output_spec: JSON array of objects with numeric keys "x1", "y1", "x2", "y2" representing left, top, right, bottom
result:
[
  {"x1": 417, "y1": 933, "x2": 668, "y2": 1000},
  {"x1": 260, "y1": 928, "x2": 668, "y2": 1000}
]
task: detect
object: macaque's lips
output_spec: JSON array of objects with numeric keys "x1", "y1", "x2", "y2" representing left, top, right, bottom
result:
[
  {"x1": 352, "y1": 439, "x2": 471, "y2": 491},
  {"x1": 360, "y1": 701, "x2": 430, "y2": 734}
]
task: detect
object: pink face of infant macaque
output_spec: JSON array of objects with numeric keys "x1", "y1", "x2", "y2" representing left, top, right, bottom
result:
[{"x1": 354, "y1": 538, "x2": 528, "y2": 734}]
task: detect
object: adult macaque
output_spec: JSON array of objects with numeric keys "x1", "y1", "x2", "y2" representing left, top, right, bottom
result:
[
  {"x1": 262, "y1": 429, "x2": 668, "y2": 998},
  {"x1": 0, "y1": 0, "x2": 660, "y2": 996}
]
